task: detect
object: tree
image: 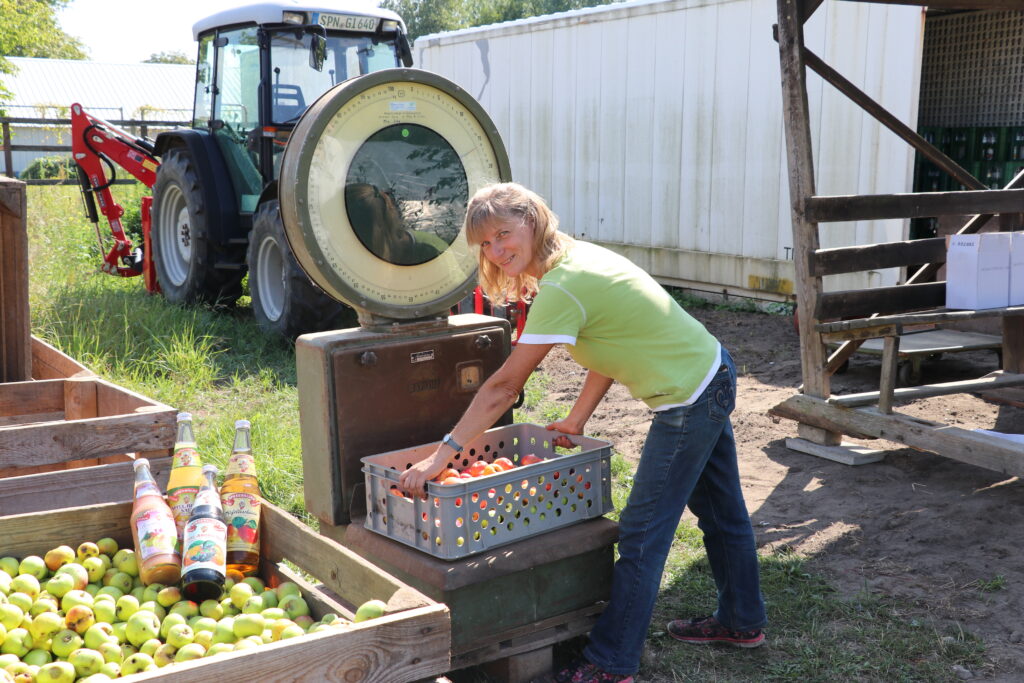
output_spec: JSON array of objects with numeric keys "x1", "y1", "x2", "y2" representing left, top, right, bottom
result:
[
  {"x1": 145, "y1": 51, "x2": 193, "y2": 65},
  {"x1": 0, "y1": 0, "x2": 87, "y2": 99}
]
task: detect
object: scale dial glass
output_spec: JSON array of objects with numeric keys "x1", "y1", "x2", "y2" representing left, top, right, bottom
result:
[{"x1": 280, "y1": 69, "x2": 511, "y2": 320}]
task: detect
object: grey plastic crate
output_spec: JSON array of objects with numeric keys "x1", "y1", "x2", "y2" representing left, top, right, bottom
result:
[{"x1": 361, "y1": 423, "x2": 613, "y2": 560}]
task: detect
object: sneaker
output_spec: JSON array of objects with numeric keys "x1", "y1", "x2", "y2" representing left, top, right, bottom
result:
[
  {"x1": 552, "y1": 657, "x2": 635, "y2": 683},
  {"x1": 666, "y1": 615, "x2": 765, "y2": 648}
]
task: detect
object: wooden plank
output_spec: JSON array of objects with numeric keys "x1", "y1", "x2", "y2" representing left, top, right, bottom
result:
[
  {"x1": 0, "y1": 177, "x2": 29, "y2": 383},
  {"x1": 0, "y1": 379, "x2": 64, "y2": 419},
  {"x1": 829, "y1": 371, "x2": 1024, "y2": 408},
  {"x1": 816, "y1": 282, "x2": 946, "y2": 320},
  {"x1": 1003, "y1": 315, "x2": 1024, "y2": 374},
  {"x1": 95, "y1": 377, "x2": 170, "y2": 416},
  {"x1": 878, "y1": 336, "x2": 899, "y2": 414},
  {"x1": 481, "y1": 646, "x2": 553, "y2": 683},
  {"x1": 0, "y1": 455, "x2": 171, "y2": 514},
  {"x1": 805, "y1": 189, "x2": 1024, "y2": 223},
  {"x1": 797, "y1": 0, "x2": 824, "y2": 21},
  {"x1": 785, "y1": 437, "x2": 885, "y2": 466},
  {"x1": 31, "y1": 336, "x2": 94, "y2": 379},
  {"x1": 817, "y1": 305, "x2": 1024, "y2": 335},
  {"x1": 0, "y1": 410, "x2": 175, "y2": 468},
  {"x1": 832, "y1": 330, "x2": 1002, "y2": 356},
  {"x1": 842, "y1": 0, "x2": 1024, "y2": 9},
  {"x1": 260, "y1": 502, "x2": 430, "y2": 611},
  {"x1": 64, "y1": 378, "x2": 98, "y2": 420},
  {"x1": 812, "y1": 237, "x2": 947, "y2": 277},
  {"x1": 771, "y1": 393, "x2": 1024, "y2": 476},
  {"x1": 261, "y1": 560, "x2": 355, "y2": 621},
  {"x1": 0, "y1": 501, "x2": 136, "y2": 555}
]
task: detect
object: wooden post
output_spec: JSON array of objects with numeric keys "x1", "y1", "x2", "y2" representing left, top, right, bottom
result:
[
  {"x1": 0, "y1": 177, "x2": 30, "y2": 383},
  {"x1": 1, "y1": 122, "x2": 13, "y2": 178},
  {"x1": 776, "y1": 0, "x2": 837, "y2": 443},
  {"x1": 878, "y1": 336, "x2": 900, "y2": 414},
  {"x1": 1003, "y1": 315, "x2": 1024, "y2": 375}
]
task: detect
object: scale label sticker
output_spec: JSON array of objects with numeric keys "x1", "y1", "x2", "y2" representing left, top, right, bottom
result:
[
  {"x1": 390, "y1": 101, "x2": 417, "y2": 112},
  {"x1": 411, "y1": 350, "x2": 435, "y2": 364}
]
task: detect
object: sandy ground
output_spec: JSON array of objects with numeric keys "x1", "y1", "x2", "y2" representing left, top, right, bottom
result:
[{"x1": 533, "y1": 307, "x2": 1024, "y2": 679}]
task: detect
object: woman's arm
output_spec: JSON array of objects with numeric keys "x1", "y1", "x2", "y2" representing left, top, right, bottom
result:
[
  {"x1": 546, "y1": 369, "x2": 613, "y2": 446},
  {"x1": 398, "y1": 341, "x2": 555, "y2": 496}
]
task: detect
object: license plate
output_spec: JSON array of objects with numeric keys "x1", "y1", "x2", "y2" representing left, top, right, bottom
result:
[{"x1": 314, "y1": 12, "x2": 379, "y2": 32}]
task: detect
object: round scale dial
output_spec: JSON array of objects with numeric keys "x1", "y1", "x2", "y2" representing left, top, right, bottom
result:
[{"x1": 280, "y1": 69, "x2": 511, "y2": 320}]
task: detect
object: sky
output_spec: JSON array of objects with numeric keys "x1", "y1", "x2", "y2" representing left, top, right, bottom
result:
[{"x1": 57, "y1": 0, "x2": 243, "y2": 64}]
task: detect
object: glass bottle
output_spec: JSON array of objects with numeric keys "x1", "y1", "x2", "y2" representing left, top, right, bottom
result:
[
  {"x1": 220, "y1": 419, "x2": 262, "y2": 576},
  {"x1": 166, "y1": 412, "x2": 204, "y2": 542},
  {"x1": 131, "y1": 458, "x2": 181, "y2": 586},
  {"x1": 181, "y1": 464, "x2": 227, "y2": 602}
]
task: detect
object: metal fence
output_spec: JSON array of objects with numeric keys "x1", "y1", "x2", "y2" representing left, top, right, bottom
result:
[{"x1": 0, "y1": 115, "x2": 190, "y2": 184}]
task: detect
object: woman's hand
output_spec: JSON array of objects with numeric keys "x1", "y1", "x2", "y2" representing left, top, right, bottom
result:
[
  {"x1": 398, "y1": 448, "x2": 449, "y2": 499},
  {"x1": 546, "y1": 418, "x2": 584, "y2": 449}
]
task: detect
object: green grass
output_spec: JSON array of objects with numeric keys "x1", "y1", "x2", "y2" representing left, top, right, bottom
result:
[{"x1": 26, "y1": 185, "x2": 988, "y2": 681}]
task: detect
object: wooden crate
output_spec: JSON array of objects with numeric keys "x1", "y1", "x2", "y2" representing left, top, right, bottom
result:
[
  {"x1": 0, "y1": 499, "x2": 451, "y2": 682},
  {"x1": 0, "y1": 177, "x2": 29, "y2": 384},
  {"x1": 0, "y1": 338, "x2": 177, "y2": 513}
]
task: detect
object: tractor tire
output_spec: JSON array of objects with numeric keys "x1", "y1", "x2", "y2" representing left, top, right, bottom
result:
[
  {"x1": 151, "y1": 148, "x2": 244, "y2": 306},
  {"x1": 247, "y1": 200, "x2": 358, "y2": 338}
]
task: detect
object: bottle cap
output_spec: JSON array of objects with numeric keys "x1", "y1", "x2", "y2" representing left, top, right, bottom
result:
[
  {"x1": 177, "y1": 412, "x2": 192, "y2": 422},
  {"x1": 235, "y1": 419, "x2": 251, "y2": 429},
  {"x1": 202, "y1": 464, "x2": 219, "y2": 475},
  {"x1": 133, "y1": 458, "x2": 149, "y2": 469}
]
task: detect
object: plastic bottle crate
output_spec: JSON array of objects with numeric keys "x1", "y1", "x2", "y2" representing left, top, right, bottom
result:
[{"x1": 361, "y1": 423, "x2": 613, "y2": 560}]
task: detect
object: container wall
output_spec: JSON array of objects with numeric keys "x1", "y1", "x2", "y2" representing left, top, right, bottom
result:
[{"x1": 417, "y1": 0, "x2": 924, "y2": 298}]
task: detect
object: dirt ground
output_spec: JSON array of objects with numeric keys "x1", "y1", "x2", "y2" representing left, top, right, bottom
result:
[{"x1": 534, "y1": 307, "x2": 1024, "y2": 680}]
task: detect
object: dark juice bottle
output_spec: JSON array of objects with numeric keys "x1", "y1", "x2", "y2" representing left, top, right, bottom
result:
[
  {"x1": 220, "y1": 419, "x2": 262, "y2": 576},
  {"x1": 181, "y1": 464, "x2": 227, "y2": 602}
]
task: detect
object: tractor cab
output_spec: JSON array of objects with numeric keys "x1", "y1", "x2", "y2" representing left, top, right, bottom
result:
[{"x1": 191, "y1": 3, "x2": 413, "y2": 214}]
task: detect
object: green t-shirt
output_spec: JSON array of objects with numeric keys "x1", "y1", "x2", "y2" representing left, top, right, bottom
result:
[{"x1": 519, "y1": 241, "x2": 720, "y2": 409}]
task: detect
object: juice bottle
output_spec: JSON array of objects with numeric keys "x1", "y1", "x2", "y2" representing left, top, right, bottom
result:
[
  {"x1": 167, "y1": 412, "x2": 204, "y2": 542},
  {"x1": 131, "y1": 458, "x2": 181, "y2": 586},
  {"x1": 181, "y1": 464, "x2": 227, "y2": 602},
  {"x1": 220, "y1": 419, "x2": 262, "y2": 576}
]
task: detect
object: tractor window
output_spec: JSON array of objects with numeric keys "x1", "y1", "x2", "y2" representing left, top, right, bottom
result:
[
  {"x1": 214, "y1": 26, "x2": 263, "y2": 211},
  {"x1": 193, "y1": 34, "x2": 213, "y2": 129}
]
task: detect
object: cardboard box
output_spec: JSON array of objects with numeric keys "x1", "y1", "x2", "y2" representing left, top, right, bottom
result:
[
  {"x1": 946, "y1": 232, "x2": 1011, "y2": 310},
  {"x1": 1011, "y1": 232, "x2": 1024, "y2": 306}
]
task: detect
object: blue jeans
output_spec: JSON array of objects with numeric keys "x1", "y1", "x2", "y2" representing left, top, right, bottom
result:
[{"x1": 584, "y1": 347, "x2": 766, "y2": 675}]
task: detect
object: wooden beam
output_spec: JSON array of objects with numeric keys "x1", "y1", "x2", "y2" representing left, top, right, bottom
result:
[
  {"x1": 877, "y1": 336, "x2": 900, "y2": 414},
  {"x1": 829, "y1": 371, "x2": 1024, "y2": 407},
  {"x1": 842, "y1": 0, "x2": 1024, "y2": 9},
  {"x1": 770, "y1": 393, "x2": 1024, "y2": 476},
  {"x1": 816, "y1": 282, "x2": 946, "y2": 320},
  {"x1": 812, "y1": 237, "x2": 947, "y2": 277},
  {"x1": 1003, "y1": 315, "x2": 1024, "y2": 374},
  {"x1": 0, "y1": 178, "x2": 29, "y2": 383},
  {"x1": 798, "y1": 0, "x2": 825, "y2": 21},
  {"x1": 806, "y1": 189, "x2": 1024, "y2": 223},
  {"x1": 801, "y1": 47, "x2": 984, "y2": 191},
  {"x1": 817, "y1": 305, "x2": 1024, "y2": 336}
]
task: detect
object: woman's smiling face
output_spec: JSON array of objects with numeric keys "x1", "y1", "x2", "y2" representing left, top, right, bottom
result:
[{"x1": 476, "y1": 217, "x2": 539, "y2": 278}]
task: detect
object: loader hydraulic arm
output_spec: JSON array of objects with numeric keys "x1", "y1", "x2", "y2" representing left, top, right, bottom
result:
[{"x1": 70, "y1": 102, "x2": 160, "y2": 291}]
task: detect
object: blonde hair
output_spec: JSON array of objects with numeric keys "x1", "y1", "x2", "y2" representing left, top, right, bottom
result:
[{"x1": 464, "y1": 183, "x2": 573, "y2": 304}]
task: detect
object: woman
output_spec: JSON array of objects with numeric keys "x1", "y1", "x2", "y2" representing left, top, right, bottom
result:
[{"x1": 399, "y1": 183, "x2": 766, "y2": 682}]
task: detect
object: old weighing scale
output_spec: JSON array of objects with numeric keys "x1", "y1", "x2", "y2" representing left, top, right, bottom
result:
[{"x1": 280, "y1": 69, "x2": 617, "y2": 678}]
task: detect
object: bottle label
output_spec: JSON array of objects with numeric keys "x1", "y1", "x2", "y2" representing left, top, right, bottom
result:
[
  {"x1": 172, "y1": 446, "x2": 200, "y2": 468},
  {"x1": 135, "y1": 508, "x2": 179, "y2": 561},
  {"x1": 167, "y1": 487, "x2": 198, "y2": 533},
  {"x1": 223, "y1": 492, "x2": 261, "y2": 553},
  {"x1": 225, "y1": 452, "x2": 255, "y2": 476},
  {"x1": 182, "y1": 517, "x2": 227, "y2": 576}
]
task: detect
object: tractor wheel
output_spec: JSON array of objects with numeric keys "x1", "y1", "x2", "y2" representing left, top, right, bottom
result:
[
  {"x1": 151, "y1": 148, "x2": 244, "y2": 306},
  {"x1": 247, "y1": 200, "x2": 358, "y2": 338}
]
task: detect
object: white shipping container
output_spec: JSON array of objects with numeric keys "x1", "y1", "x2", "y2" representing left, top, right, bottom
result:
[{"x1": 416, "y1": 0, "x2": 925, "y2": 301}]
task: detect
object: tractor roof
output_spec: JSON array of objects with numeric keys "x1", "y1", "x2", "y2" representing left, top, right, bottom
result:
[{"x1": 193, "y1": 1, "x2": 402, "y2": 39}]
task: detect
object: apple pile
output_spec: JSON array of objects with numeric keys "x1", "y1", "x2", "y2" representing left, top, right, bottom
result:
[
  {"x1": 0, "y1": 540, "x2": 389, "y2": 682},
  {"x1": 390, "y1": 453, "x2": 546, "y2": 499}
]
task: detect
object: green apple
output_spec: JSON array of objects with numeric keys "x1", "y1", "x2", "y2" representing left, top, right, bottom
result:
[
  {"x1": 139, "y1": 637, "x2": 162, "y2": 657},
  {"x1": 92, "y1": 601, "x2": 116, "y2": 626},
  {"x1": 9, "y1": 576, "x2": 38, "y2": 600},
  {"x1": 270, "y1": 619, "x2": 296, "y2": 640},
  {"x1": 130, "y1": 586, "x2": 146, "y2": 602},
  {"x1": 0, "y1": 604, "x2": 24, "y2": 630},
  {"x1": 22, "y1": 647, "x2": 51, "y2": 666},
  {"x1": 6, "y1": 593, "x2": 31, "y2": 613},
  {"x1": 0, "y1": 559, "x2": 19, "y2": 579},
  {"x1": 0, "y1": 653, "x2": 19, "y2": 669},
  {"x1": 111, "y1": 551, "x2": 138, "y2": 579},
  {"x1": 118, "y1": 643, "x2": 136, "y2": 660},
  {"x1": 107, "y1": 572, "x2": 133, "y2": 595},
  {"x1": 28, "y1": 611, "x2": 63, "y2": 642},
  {"x1": 43, "y1": 546, "x2": 75, "y2": 573},
  {"x1": 29, "y1": 596, "x2": 59, "y2": 617},
  {"x1": 319, "y1": 613, "x2": 341, "y2": 626},
  {"x1": 193, "y1": 629, "x2": 213, "y2": 650},
  {"x1": 153, "y1": 642, "x2": 177, "y2": 667},
  {"x1": 111, "y1": 622, "x2": 127, "y2": 644},
  {"x1": 97, "y1": 640, "x2": 121, "y2": 664},
  {"x1": 83, "y1": 622, "x2": 115, "y2": 650},
  {"x1": 94, "y1": 586, "x2": 123, "y2": 602},
  {"x1": 81, "y1": 558, "x2": 105, "y2": 584},
  {"x1": 141, "y1": 583, "x2": 163, "y2": 604},
  {"x1": 353, "y1": 599, "x2": 387, "y2": 623},
  {"x1": 191, "y1": 616, "x2": 217, "y2": 633},
  {"x1": 42, "y1": 573, "x2": 73, "y2": 600},
  {"x1": 100, "y1": 569, "x2": 119, "y2": 587},
  {"x1": 166, "y1": 623, "x2": 195, "y2": 649},
  {"x1": 119, "y1": 652, "x2": 155, "y2": 675},
  {"x1": 96, "y1": 554, "x2": 112, "y2": 572},
  {"x1": 241, "y1": 577, "x2": 265, "y2": 593},
  {"x1": 241, "y1": 595, "x2": 264, "y2": 614},
  {"x1": 67, "y1": 647, "x2": 104, "y2": 678},
  {"x1": 81, "y1": 673, "x2": 114, "y2": 683},
  {"x1": 174, "y1": 642, "x2": 206, "y2": 661},
  {"x1": 275, "y1": 581, "x2": 301, "y2": 600},
  {"x1": 50, "y1": 628, "x2": 84, "y2": 659},
  {"x1": 156, "y1": 586, "x2": 182, "y2": 608},
  {"x1": 0, "y1": 571, "x2": 10, "y2": 595},
  {"x1": 168, "y1": 600, "x2": 197, "y2": 619},
  {"x1": 75, "y1": 543, "x2": 100, "y2": 565},
  {"x1": 99, "y1": 661, "x2": 120, "y2": 678},
  {"x1": 211, "y1": 617, "x2": 236, "y2": 645},
  {"x1": 232, "y1": 613, "x2": 264, "y2": 639},
  {"x1": 16, "y1": 557, "x2": 46, "y2": 582},
  {"x1": 260, "y1": 607, "x2": 286, "y2": 620},
  {"x1": 228, "y1": 582, "x2": 253, "y2": 609},
  {"x1": 1, "y1": 627, "x2": 31, "y2": 657},
  {"x1": 277, "y1": 623, "x2": 305, "y2": 640},
  {"x1": 219, "y1": 597, "x2": 240, "y2": 617},
  {"x1": 64, "y1": 605, "x2": 96, "y2": 635},
  {"x1": 138, "y1": 600, "x2": 166, "y2": 620},
  {"x1": 124, "y1": 611, "x2": 160, "y2": 647},
  {"x1": 233, "y1": 637, "x2": 258, "y2": 650},
  {"x1": 259, "y1": 590, "x2": 279, "y2": 609},
  {"x1": 159, "y1": 612, "x2": 186, "y2": 640},
  {"x1": 55, "y1": 564, "x2": 88, "y2": 592},
  {"x1": 35, "y1": 661, "x2": 76, "y2": 683},
  {"x1": 205, "y1": 642, "x2": 234, "y2": 657},
  {"x1": 60, "y1": 590, "x2": 92, "y2": 612},
  {"x1": 294, "y1": 615, "x2": 314, "y2": 630},
  {"x1": 96, "y1": 539, "x2": 118, "y2": 557},
  {"x1": 199, "y1": 599, "x2": 223, "y2": 620},
  {"x1": 85, "y1": 583, "x2": 100, "y2": 596},
  {"x1": 279, "y1": 594, "x2": 310, "y2": 620},
  {"x1": 114, "y1": 595, "x2": 139, "y2": 622}
]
